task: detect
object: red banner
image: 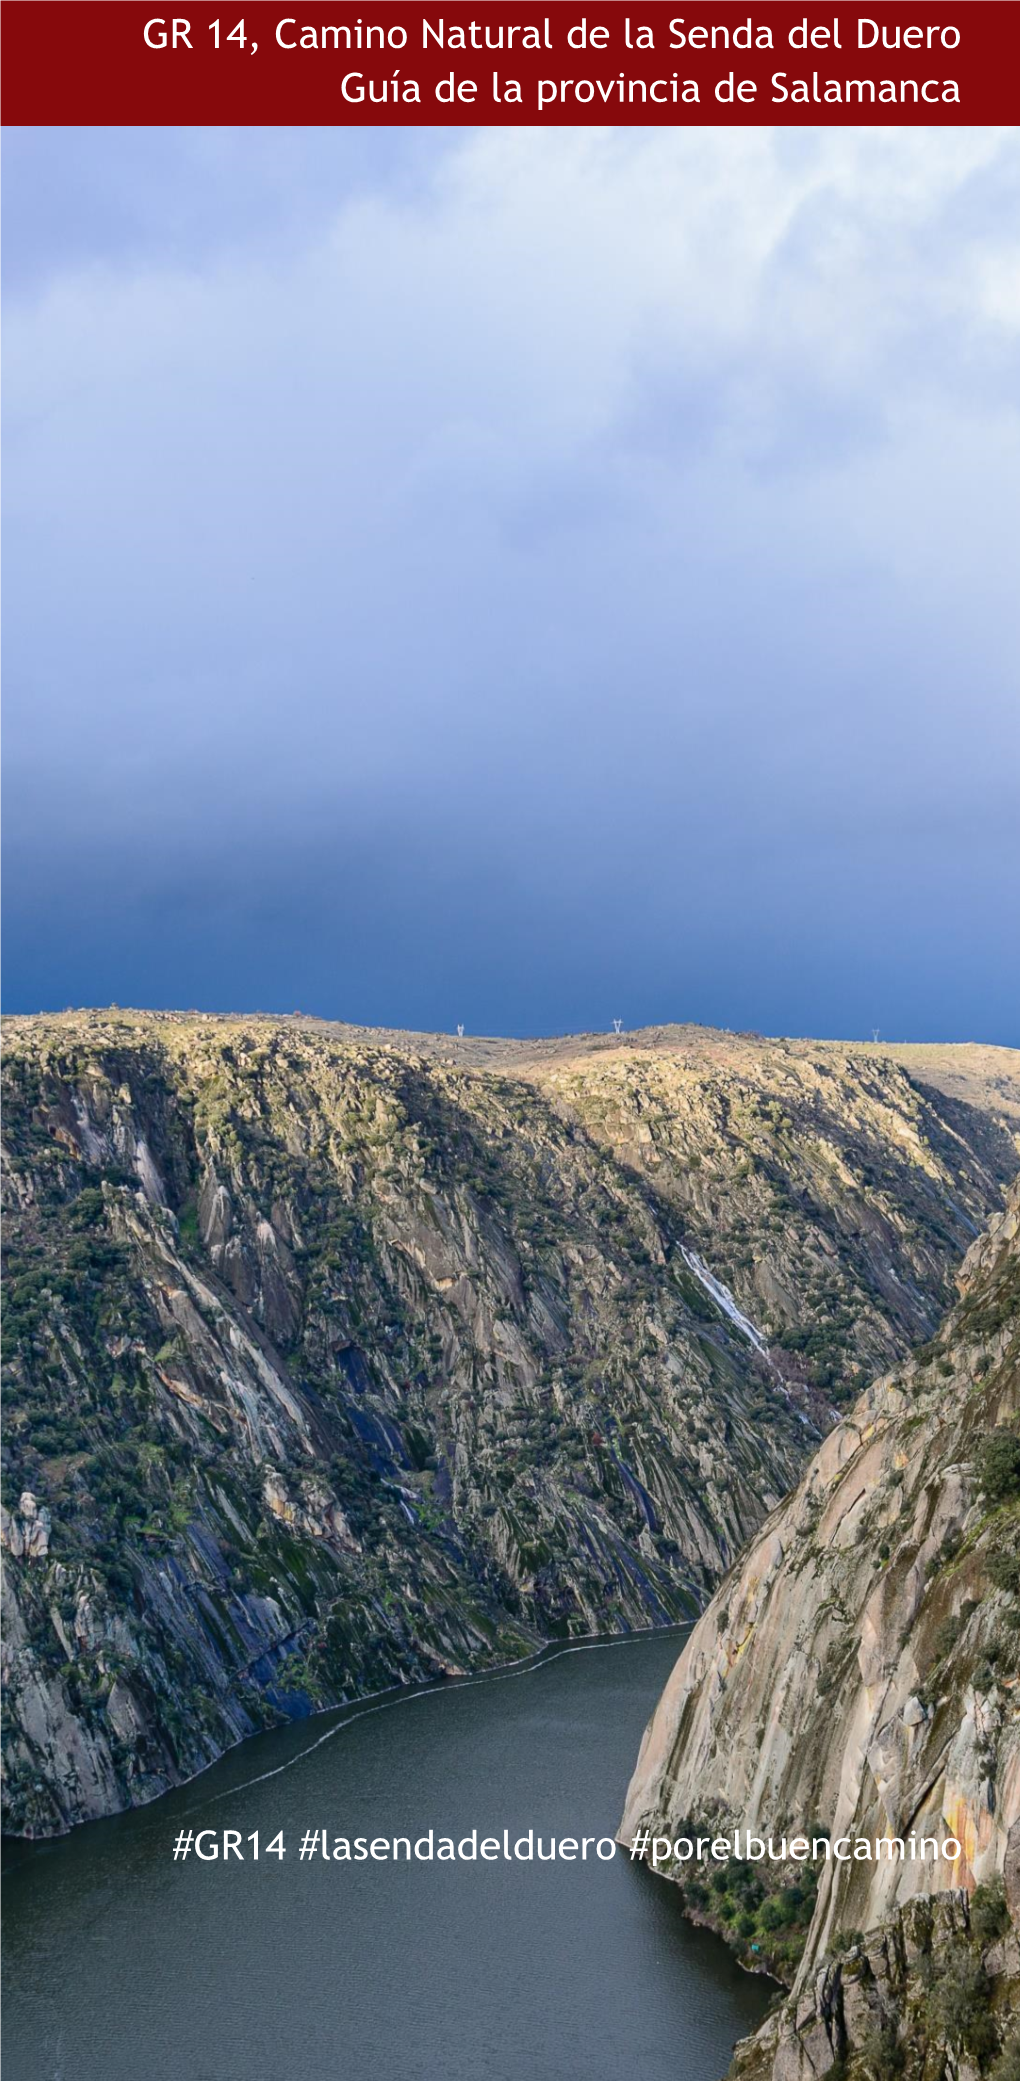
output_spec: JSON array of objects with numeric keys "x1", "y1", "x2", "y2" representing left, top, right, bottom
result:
[{"x1": 1, "y1": 1, "x2": 1018, "y2": 123}]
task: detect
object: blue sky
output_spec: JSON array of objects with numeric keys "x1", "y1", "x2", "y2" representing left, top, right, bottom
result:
[{"x1": 3, "y1": 125, "x2": 1018, "y2": 1040}]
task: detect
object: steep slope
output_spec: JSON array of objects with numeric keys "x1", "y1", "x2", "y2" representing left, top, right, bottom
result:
[
  {"x1": 233, "y1": 1013, "x2": 1020, "y2": 1135},
  {"x1": 620, "y1": 1186, "x2": 1020, "y2": 2078},
  {"x1": 530, "y1": 1035, "x2": 1019, "y2": 1407},
  {"x1": 231, "y1": 1014, "x2": 1020, "y2": 1406},
  {"x1": 1, "y1": 1012, "x2": 1016, "y2": 1839}
]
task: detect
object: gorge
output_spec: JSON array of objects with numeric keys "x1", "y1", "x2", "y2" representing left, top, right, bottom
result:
[
  {"x1": 620, "y1": 1178, "x2": 1020, "y2": 2078},
  {"x1": 3, "y1": 1008, "x2": 1017, "y2": 1841}
]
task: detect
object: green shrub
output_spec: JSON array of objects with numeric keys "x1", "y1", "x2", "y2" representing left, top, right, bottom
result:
[
  {"x1": 931, "y1": 1613, "x2": 962, "y2": 1662},
  {"x1": 990, "y1": 2032, "x2": 1020, "y2": 2081},
  {"x1": 971, "y1": 1875, "x2": 1009, "y2": 1945},
  {"x1": 925, "y1": 1953, "x2": 997, "y2": 2060},
  {"x1": 977, "y1": 1430, "x2": 1020, "y2": 1505},
  {"x1": 987, "y1": 1545, "x2": 1020, "y2": 1597},
  {"x1": 858, "y1": 2021, "x2": 904, "y2": 2079}
]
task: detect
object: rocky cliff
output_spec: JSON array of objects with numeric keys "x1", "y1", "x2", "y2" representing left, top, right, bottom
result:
[
  {"x1": 730, "y1": 1884, "x2": 1020, "y2": 2081},
  {"x1": 620, "y1": 1183, "x2": 1020, "y2": 2078},
  {"x1": 530, "y1": 1032, "x2": 1020, "y2": 1409},
  {"x1": 2, "y1": 1011, "x2": 1017, "y2": 1837}
]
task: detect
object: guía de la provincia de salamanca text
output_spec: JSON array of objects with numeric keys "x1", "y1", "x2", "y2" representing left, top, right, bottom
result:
[{"x1": 143, "y1": 15, "x2": 970, "y2": 107}]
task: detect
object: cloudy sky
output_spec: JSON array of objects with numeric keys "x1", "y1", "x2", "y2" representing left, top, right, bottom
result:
[{"x1": 3, "y1": 125, "x2": 1018, "y2": 1040}]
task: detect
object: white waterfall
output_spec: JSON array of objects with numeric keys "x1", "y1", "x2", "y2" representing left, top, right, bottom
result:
[{"x1": 681, "y1": 1248, "x2": 771, "y2": 1357}]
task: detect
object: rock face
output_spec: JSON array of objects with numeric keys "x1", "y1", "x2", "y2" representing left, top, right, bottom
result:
[
  {"x1": 620, "y1": 1185, "x2": 1020, "y2": 2076},
  {"x1": 532, "y1": 1034, "x2": 1020, "y2": 1409},
  {"x1": 2, "y1": 1010, "x2": 1017, "y2": 1838},
  {"x1": 730, "y1": 1886, "x2": 1020, "y2": 2081}
]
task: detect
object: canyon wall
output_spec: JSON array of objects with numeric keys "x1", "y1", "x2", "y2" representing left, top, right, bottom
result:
[
  {"x1": 620, "y1": 1185, "x2": 1020, "y2": 2078},
  {"x1": 3, "y1": 1011, "x2": 1016, "y2": 1837}
]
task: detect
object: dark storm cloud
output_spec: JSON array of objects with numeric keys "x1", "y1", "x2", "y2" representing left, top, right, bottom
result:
[{"x1": 3, "y1": 127, "x2": 1019, "y2": 1038}]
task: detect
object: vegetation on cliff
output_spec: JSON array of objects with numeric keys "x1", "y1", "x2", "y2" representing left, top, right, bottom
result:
[
  {"x1": 620, "y1": 1178, "x2": 1020, "y2": 2079},
  {"x1": 2, "y1": 1010, "x2": 1017, "y2": 1837}
]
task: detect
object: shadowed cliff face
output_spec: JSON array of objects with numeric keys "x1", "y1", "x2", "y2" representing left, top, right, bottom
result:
[
  {"x1": 529, "y1": 1036, "x2": 1020, "y2": 1407},
  {"x1": 1, "y1": 1012, "x2": 1016, "y2": 1839},
  {"x1": 619, "y1": 1185, "x2": 1020, "y2": 2080}
]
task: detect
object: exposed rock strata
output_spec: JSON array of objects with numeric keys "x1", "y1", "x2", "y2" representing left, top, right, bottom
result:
[
  {"x1": 620, "y1": 1186, "x2": 1020, "y2": 2077},
  {"x1": 730, "y1": 1885, "x2": 1020, "y2": 2081},
  {"x1": 2, "y1": 1011, "x2": 1016, "y2": 1837}
]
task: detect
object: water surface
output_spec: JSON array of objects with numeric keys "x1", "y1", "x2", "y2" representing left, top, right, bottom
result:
[{"x1": 3, "y1": 1629, "x2": 773, "y2": 2081}]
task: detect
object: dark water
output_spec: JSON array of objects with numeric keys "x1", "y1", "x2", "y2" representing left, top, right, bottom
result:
[{"x1": 3, "y1": 1630, "x2": 772, "y2": 2081}]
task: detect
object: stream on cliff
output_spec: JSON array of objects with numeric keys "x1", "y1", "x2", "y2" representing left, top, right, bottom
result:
[{"x1": 2, "y1": 1628, "x2": 773, "y2": 2081}]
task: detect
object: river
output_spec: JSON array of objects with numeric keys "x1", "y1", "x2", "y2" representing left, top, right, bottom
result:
[{"x1": 2, "y1": 1628, "x2": 773, "y2": 2081}]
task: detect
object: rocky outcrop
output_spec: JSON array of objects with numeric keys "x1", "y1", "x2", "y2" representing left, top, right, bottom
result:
[
  {"x1": 620, "y1": 1185, "x2": 1020, "y2": 2075},
  {"x1": 1, "y1": 1491, "x2": 52, "y2": 1559},
  {"x1": 730, "y1": 1886, "x2": 1020, "y2": 2081},
  {"x1": 2, "y1": 1011, "x2": 1016, "y2": 1837},
  {"x1": 531, "y1": 1035, "x2": 1019, "y2": 1409}
]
